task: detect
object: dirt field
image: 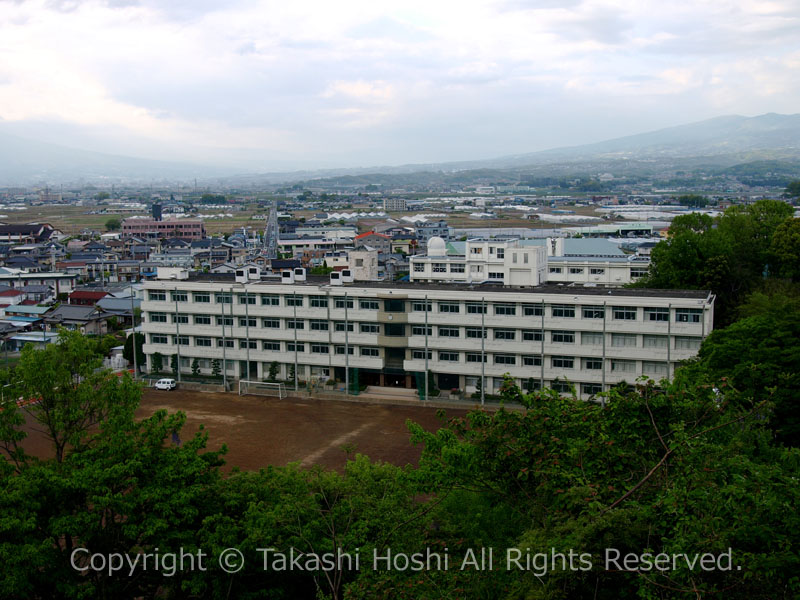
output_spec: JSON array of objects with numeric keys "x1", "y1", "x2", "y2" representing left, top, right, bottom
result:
[{"x1": 19, "y1": 390, "x2": 467, "y2": 472}]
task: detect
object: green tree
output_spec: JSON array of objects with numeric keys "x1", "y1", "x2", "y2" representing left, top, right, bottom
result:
[
  {"x1": 267, "y1": 360, "x2": 279, "y2": 382},
  {"x1": 211, "y1": 358, "x2": 221, "y2": 378},
  {"x1": 151, "y1": 351, "x2": 163, "y2": 373},
  {"x1": 191, "y1": 358, "x2": 200, "y2": 377},
  {"x1": 122, "y1": 332, "x2": 145, "y2": 370},
  {"x1": 170, "y1": 354, "x2": 178, "y2": 376},
  {"x1": 94, "y1": 191, "x2": 110, "y2": 201},
  {"x1": 769, "y1": 217, "x2": 800, "y2": 281},
  {"x1": 104, "y1": 217, "x2": 121, "y2": 231},
  {"x1": 784, "y1": 179, "x2": 800, "y2": 198},
  {"x1": 676, "y1": 193, "x2": 709, "y2": 208}
]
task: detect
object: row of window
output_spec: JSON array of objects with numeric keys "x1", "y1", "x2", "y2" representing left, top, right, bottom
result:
[
  {"x1": 148, "y1": 293, "x2": 704, "y2": 323},
  {"x1": 149, "y1": 334, "x2": 381, "y2": 357}
]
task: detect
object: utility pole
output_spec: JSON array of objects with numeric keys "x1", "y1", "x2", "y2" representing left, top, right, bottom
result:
[
  {"x1": 174, "y1": 288, "x2": 181, "y2": 383},
  {"x1": 424, "y1": 294, "x2": 429, "y2": 402},
  {"x1": 344, "y1": 293, "x2": 349, "y2": 397},
  {"x1": 130, "y1": 285, "x2": 138, "y2": 379},
  {"x1": 481, "y1": 296, "x2": 485, "y2": 406}
]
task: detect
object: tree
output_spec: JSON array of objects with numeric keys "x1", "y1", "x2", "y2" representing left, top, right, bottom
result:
[
  {"x1": 770, "y1": 217, "x2": 800, "y2": 281},
  {"x1": 676, "y1": 193, "x2": 709, "y2": 208},
  {"x1": 170, "y1": 354, "x2": 178, "y2": 376},
  {"x1": 94, "y1": 191, "x2": 110, "y2": 200},
  {"x1": 104, "y1": 217, "x2": 121, "y2": 231},
  {"x1": 211, "y1": 358, "x2": 221, "y2": 378},
  {"x1": 267, "y1": 360, "x2": 279, "y2": 382},
  {"x1": 191, "y1": 358, "x2": 200, "y2": 377},
  {"x1": 151, "y1": 351, "x2": 163, "y2": 373},
  {"x1": 785, "y1": 180, "x2": 800, "y2": 198},
  {"x1": 122, "y1": 332, "x2": 145, "y2": 370}
]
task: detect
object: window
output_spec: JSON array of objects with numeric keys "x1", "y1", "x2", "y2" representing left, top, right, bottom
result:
[
  {"x1": 287, "y1": 342, "x2": 305, "y2": 352},
  {"x1": 642, "y1": 361, "x2": 668, "y2": 377},
  {"x1": 215, "y1": 293, "x2": 232, "y2": 304},
  {"x1": 193, "y1": 292, "x2": 210, "y2": 303},
  {"x1": 496, "y1": 248, "x2": 505, "y2": 258},
  {"x1": 611, "y1": 360, "x2": 636, "y2": 373},
  {"x1": 438, "y1": 327, "x2": 460, "y2": 338},
  {"x1": 675, "y1": 308, "x2": 702, "y2": 323},
  {"x1": 432, "y1": 263, "x2": 447, "y2": 273},
  {"x1": 569, "y1": 267, "x2": 584, "y2": 274},
  {"x1": 644, "y1": 307, "x2": 669, "y2": 322},
  {"x1": 239, "y1": 340, "x2": 257, "y2": 349},
  {"x1": 412, "y1": 325, "x2": 433, "y2": 336},
  {"x1": 149, "y1": 312, "x2": 167, "y2": 323},
  {"x1": 488, "y1": 272, "x2": 504, "y2": 280},
  {"x1": 549, "y1": 267, "x2": 562, "y2": 274},
  {"x1": 438, "y1": 302, "x2": 460, "y2": 313},
  {"x1": 590, "y1": 268, "x2": 605, "y2": 275},
  {"x1": 261, "y1": 294, "x2": 279, "y2": 306},
  {"x1": 334, "y1": 321, "x2": 354, "y2": 332},
  {"x1": 262, "y1": 341, "x2": 280, "y2": 351},
  {"x1": 612, "y1": 306, "x2": 637, "y2": 320},
  {"x1": 287, "y1": 319, "x2": 304, "y2": 330},
  {"x1": 582, "y1": 305, "x2": 604, "y2": 319},
  {"x1": 466, "y1": 327, "x2": 486, "y2": 339},
  {"x1": 412, "y1": 349, "x2": 432, "y2": 360},
  {"x1": 470, "y1": 247, "x2": 483, "y2": 255},
  {"x1": 494, "y1": 328, "x2": 516, "y2": 341},
  {"x1": 360, "y1": 323, "x2": 380, "y2": 334},
  {"x1": 450, "y1": 263, "x2": 465, "y2": 273},
  {"x1": 173, "y1": 314, "x2": 189, "y2": 324},
  {"x1": 361, "y1": 347, "x2": 380, "y2": 357},
  {"x1": 522, "y1": 304, "x2": 543, "y2": 316},
  {"x1": 384, "y1": 323, "x2": 405, "y2": 337},
  {"x1": 439, "y1": 351, "x2": 459, "y2": 362},
  {"x1": 359, "y1": 299, "x2": 379, "y2": 310},
  {"x1": 148, "y1": 291, "x2": 166, "y2": 301},
  {"x1": 675, "y1": 336, "x2": 701, "y2": 350},
  {"x1": 171, "y1": 291, "x2": 187, "y2": 302},
  {"x1": 262, "y1": 318, "x2": 280, "y2": 328},
  {"x1": 412, "y1": 300, "x2": 432, "y2": 312},
  {"x1": 466, "y1": 353, "x2": 487, "y2": 363},
  {"x1": 384, "y1": 299, "x2": 405, "y2": 312},
  {"x1": 310, "y1": 319, "x2": 329, "y2": 331},
  {"x1": 286, "y1": 295, "x2": 303, "y2": 307},
  {"x1": 334, "y1": 297, "x2": 354, "y2": 309},
  {"x1": 494, "y1": 303, "x2": 516, "y2": 316},
  {"x1": 335, "y1": 345, "x2": 354, "y2": 355},
  {"x1": 551, "y1": 305, "x2": 575, "y2": 318},
  {"x1": 195, "y1": 337, "x2": 212, "y2": 347},
  {"x1": 172, "y1": 335, "x2": 189, "y2": 345},
  {"x1": 311, "y1": 344, "x2": 330, "y2": 354},
  {"x1": 217, "y1": 339, "x2": 234, "y2": 348},
  {"x1": 522, "y1": 329, "x2": 543, "y2": 342},
  {"x1": 238, "y1": 317, "x2": 257, "y2": 328},
  {"x1": 643, "y1": 334, "x2": 667, "y2": 348},
  {"x1": 581, "y1": 332, "x2": 603, "y2": 346},
  {"x1": 466, "y1": 302, "x2": 487, "y2": 314},
  {"x1": 216, "y1": 316, "x2": 233, "y2": 326},
  {"x1": 522, "y1": 355, "x2": 542, "y2": 366},
  {"x1": 551, "y1": 330, "x2": 575, "y2": 343},
  {"x1": 238, "y1": 294, "x2": 256, "y2": 305},
  {"x1": 584, "y1": 358, "x2": 603, "y2": 370},
  {"x1": 611, "y1": 333, "x2": 637, "y2": 348},
  {"x1": 582, "y1": 384, "x2": 602, "y2": 396},
  {"x1": 630, "y1": 268, "x2": 648, "y2": 278},
  {"x1": 413, "y1": 263, "x2": 425, "y2": 272},
  {"x1": 310, "y1": 296, "x2": 328, "y2": 308},
  {"x1": 552, "y1": 356, "x2": 574, "y2": 369},
  {"x1": 494, "y1": 354, "x2": 516, "y2": 365}
]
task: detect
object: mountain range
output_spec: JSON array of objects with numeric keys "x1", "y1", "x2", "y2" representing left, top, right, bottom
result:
[{"x1": 1, "y1": 113, "x2": 799, "y2": 187}]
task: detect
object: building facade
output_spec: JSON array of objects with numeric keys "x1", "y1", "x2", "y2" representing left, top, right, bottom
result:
[
  {"x1": 122, "y1": 218, "x2": 206, "y2": 240},
  {"x1": 141, "y1": 275, "x2": 714, "y2": 400}
]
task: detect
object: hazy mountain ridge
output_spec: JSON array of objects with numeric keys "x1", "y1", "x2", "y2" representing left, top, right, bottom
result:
[{"x1": 0, "y1": 113, "x2": 799, "y2": 187}]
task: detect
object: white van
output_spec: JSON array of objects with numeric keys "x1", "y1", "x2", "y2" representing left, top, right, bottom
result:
[{"x1": 154, "y1": 378, "x2": 177, "y2": 390}]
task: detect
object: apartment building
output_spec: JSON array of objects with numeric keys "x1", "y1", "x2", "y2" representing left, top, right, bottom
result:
[
  {"x1": 122, "y1": 218, "x2": 206, "y2": 240},
  {"x1": 141, "y1": 273, "x2": 714, "y2": 400}
]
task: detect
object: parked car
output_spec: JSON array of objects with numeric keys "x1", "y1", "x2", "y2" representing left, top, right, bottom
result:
[{"x1": 154, "y1": 378, "x2": 177, "y2": 391}]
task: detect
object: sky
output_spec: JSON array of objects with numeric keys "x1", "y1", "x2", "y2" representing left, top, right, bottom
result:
[{"x1": 0, "y1": 0, "x2": 798, "y2": 172}]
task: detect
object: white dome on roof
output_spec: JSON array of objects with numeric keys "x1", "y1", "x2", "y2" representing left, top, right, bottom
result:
[{"x1": 427, "y1": 236, "x2": 446, "y2": 256}]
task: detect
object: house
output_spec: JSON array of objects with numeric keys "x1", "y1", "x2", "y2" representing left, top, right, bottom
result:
[
  {"x1": 354, "y1": 231, "x2": 391, "y2": 254},
  {"x1": 69, "y1": 290, "x2": 110, "y2": 306},
  {"x1": 43, "y1": 304, "x2": 110, "y2": 335},
  {"x1": 96, "y1": 296, "x2": 141, "y2": 327},
  {"x1": 0, "y1": 223, "x2": 57, "y2": 244}
]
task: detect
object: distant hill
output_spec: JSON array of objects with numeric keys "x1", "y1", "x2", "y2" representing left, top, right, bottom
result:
[{"x1": 0, "y1": 130, "x2": 239, "y2": 185}]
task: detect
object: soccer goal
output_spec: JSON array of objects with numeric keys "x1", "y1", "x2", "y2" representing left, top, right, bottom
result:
[{"x1": 238, "y1": 380, "x2": 287, "y2": 399}]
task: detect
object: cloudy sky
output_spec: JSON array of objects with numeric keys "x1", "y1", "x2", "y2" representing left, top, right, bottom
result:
[{"x1": 0, "y1": 0, "x2": 798, "y2": 171}]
